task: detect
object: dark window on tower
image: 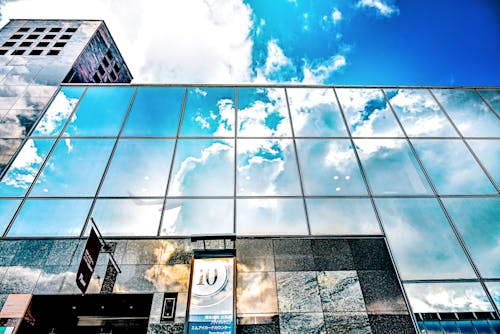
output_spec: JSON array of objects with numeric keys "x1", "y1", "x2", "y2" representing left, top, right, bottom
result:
[
  {"x1": 34, "y1": 27, "x2": 46, "y2": 32},
  {"x1": 49, "y1": 27, "x2": 62, "y2": 32},
  {"x1": 66, "y1": 27, "x2": 78, "y2": 33},
  {"x1": 29, "y1": 49, "x2": 43, "y2": 55},
  {"x1": 113, "y1": 63, "x2": 120, "y2": 73},
  {"x1": 93, "y1": 73, "x2": 101, "y2": 83},
  {"x1": 54, "y1": 42, "x2": 66, "y2": 48},
  {"x1": 12, "y1": 49, "x2": 26, "y2": 55},
  {"x1": 37, "y1": 41, "x2": 49, "y2": 47},
  {"x1": 20, "y1": 41, "x2": 32, "y2": 47},
  {"x1": 60, "y1": 34, "x2": 71, "y2": 40},
  {"x1": 2, "y1": 41, "x2": 15, "y2": 47},
  {"x1": 44, "y1": 34, "x2": 56, "y2": 40},
  {"x1": 102, "y1": 57, "x2": 110, "y2": 67},
  {"x1": 10, "y1": 34, "x2": 23, "y2": 39},
  {"x1": 47, "y1": 49, "x2": 60, "y2": 56},
  {"x1": 27, "y1": 34, "x2": 40, "y2": 40},
  {"x1": 98, "y1": 65, "x2": 105, "y2": 75},
  {"x1": 106, "y1": 49, "x2": 112, "y2": 59},
  {"x1": 17, "y1": 27, "x2": 30, "y2": 32},
  {"x1": 0, "y1": 49, "x2": 8, "y2": 55}
]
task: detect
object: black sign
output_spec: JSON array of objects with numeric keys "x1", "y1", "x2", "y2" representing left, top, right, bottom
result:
[
  {"x1": 100, "y1": 259, "x2": 119, "y2": 294},
  {"x1": 76, "y1": 227, "x2": 102, "y2": 294},
  {"x1": 161, "y1": 293, "x2": 178, "y2": 321}
]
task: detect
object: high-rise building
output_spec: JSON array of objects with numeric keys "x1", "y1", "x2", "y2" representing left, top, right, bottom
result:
[
  {"x1": 0, "y1": 19, "x2": 132, "y2": 175},
  {"x1": 0, "y1": 20, "x2": 499, "y2": 334}
]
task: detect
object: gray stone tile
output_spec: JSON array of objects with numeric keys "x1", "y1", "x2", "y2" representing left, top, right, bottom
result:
[
  {"x1": 357, "y1": 270, "x2": 408, "y2": 314},
  {"x1": 0, "y1": 294, "x2": 8, "y2": 309},
  {"x1": 148, "y1": 323, "x2": 184, "y2": 334},
  {"x1": 34, "y1": 265, "x2": 77, "y2": 294},
  {"x1": 71, "y1": 239, "x2": 127, "y2": 267},
  {"x1": 324, "y1": 312, "x2": 372, "y2": 334},
  {"x1": 144, "y1": 264, "x2": 190, "y2": 293},
  {"x1": 175, "y1": 292, "x2": 187, "y2": 322},
  {"x1": 113, "y1": 264, "x2": 158, "y2": 293},
  {"x1": 274, "y1": 239, "x2": 315, "y2": 271},
  {"x1": 276, "y1": 271, "x2": 322, "y2": 313},
  {"x1": 237, "y1": 239, "x2": 274, "y2": 272},
  {"x1": 349, "y1": 239, "x2": 392, "y2": 271},
  {"x1": 237, "y1": 272, "x2": 278, "y2": 315},
  {"x1": 312, "y1": 239, "x2": 355, "y2": 271},
  {"x1": 317, "y1": 271, "x2": 366, "y2": 312},
  {"x1": 237, "y1": 315, "x2": 280, "y2": 334},
  {"x1": 0, "y1": 240, "x2": 21, "y2": 265},
  {"x1": 45, "y1": 239, "x2": 79, "y2": 266},
  {"x1": 163, "y1": 239, "x2": 193, "y2": 265},
  {"x1": 0, "y1": 265, "x2": 42, "y2": 293},
  {"x1": 368, "y1": 314, "x2": 416, "y2": 334},
  {"x1": 279, "y1": 312, "x2": 325, "y2": 334},
  {"x1": 149, "y1": 292, "x2": 164, "y2": 324},
  {"x1": 122, "y1": 240, "x2": 166, "y2": 265},
  {"x1": 11, "y1": 240, "x2": 54, "y2": 266}
]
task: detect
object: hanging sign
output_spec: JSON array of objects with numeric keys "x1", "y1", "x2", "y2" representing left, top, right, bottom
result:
[
  {"x1": 100, "y1": 258, "x2": 119, "y2": 294},
  {"x1": 76, "y1": 227, "x2": 102, "y2": 294}
]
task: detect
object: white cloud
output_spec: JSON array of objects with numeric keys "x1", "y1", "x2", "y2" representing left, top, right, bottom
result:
[
  {"x1": 302, "y1": 55, "x2": 346, "y2": 83},
  {"x1": 356, "y1": 0, "x2": 399, "y2": 17},
  {"x1": 263, "y1": 40, "x2": 293, "y2": 76},
  {"x1": 332, "y1": 8, "x2": 342, "y2": 24}
]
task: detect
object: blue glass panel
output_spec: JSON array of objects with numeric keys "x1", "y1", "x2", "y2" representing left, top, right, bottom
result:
[
  {"x1": 161, "y1": 199, "x2": 233, "y2": 235},
  {"x1": 237, "y1": 139, "x2": 301, "y2": 196},
  {"x1": 122, "y1": 87, "x2": 184, "y2": 136},
  {"x1": 90, "y1": 199, "x2": 162, "y2": 236},
  {"x1": 8, "y1": 199, "x2": 91, "y2": 236},
  {"x1": 423, "y1": 321, "x2": 443, "y2": 334},
  {"x1": 181, "y1": 88, "x2": 235, "y2": 137},
  {"x1": 443, "y1": 198, "x2": 500, "y2": 278},
  {"x1": 456, "y1": 321, "x2": 476, "y2": 334},
  {"x1": 0, "y1": 199, "x2": 21, "y2": 235},
  {"x1": 306, "y1": 198, "x2": 381, "y2": 235},
  {"x1": 440, "y1": 321, "x2": 459, "y2": 334},
  {"x1": 30, "y1": 139, "x2": 114, "y2": 196},
  {"x1": 336, "y1": 88, "x2": 404, "y2": 137},
  {"x1": 377, "y1": 198, "x2": 475, "y2": 280},
  {"x1": 385, "y1": 89, "x2": 458, "y2": 137},
  {"x1": 168, "y1": 139, "x2": 234, "y2": 196},
  {"x1": 296, "y1": 139, "x2": 367, "y2": 195},
  {"x1": 473, "y1": 320, "x2": 494, "y2": 334},
  {"x1": 287, "y1": 88, "x2": 347, "y2": 137},
  {"x1": 479, "y1": 90, "x2": 500, "y2": 114},
  {"x1": 433, "y1": 89, "x2": 500, "y2": 137},
  {"x1": 489, "y1": 320, "x2": 500, "y2": 333},
  {"x1": 0, "y1": 139, "x2": 54, "y2": 197},
  {"x1": 485, "y1": 282, "x2": 500, "y2": 309},
  {"x1": 355, "y1": 139, "x2": 432, "y2": 195},
  {"x1": 32, "y1": 87, "x2": 85, "y2": 137},
  {"x1": 238, "y1": 88, "x2": 292, "y2": 137},
  {"x1": 237, "y1": 198, "x2": 307, "y2": 235},
  {"x1": 404, "y1": 282, "x2": 493, "y2": 312},
  {"x1": 99, "y1": 139, "x2": 175, "y2": 197},
  {"x1": 412, "y1": 139, "x2": 497, "y2": 194},
  {"x1": 64, "y1": 87, "x2": 134, "y2": 136},
  {"x1": 467, "y1": 140, "x2": 500, "y2": 187}
]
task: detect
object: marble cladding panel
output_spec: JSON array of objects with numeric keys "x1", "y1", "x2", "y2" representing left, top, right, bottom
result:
[
  {"x1": 368, "y1": 314, "x2": 416, "y2": 334},
  {"x1": 324, "y1": 312, "x2": 372, "y2": 334},
  {"x1": 237, "y1": 239, "x2": 274, "y2": 272},
  {"x1": 0, "y1": 240, "x2": 22, "y2": 265},
  {"x1": 11, "y1": 239, "x2": 54, "y2": 267},
  {"x1": 312, "y1": 239, "x2": 355, "y2": 271},
  {"x1": 317, "y1": 271, "x2": 366, "y2": 312},
  {"x1": 113, "y1": 264, "x2": 159, "y2": 293},
  {"x1": 45, "y1": 239, "x2": 79, "y2": 266},
  {"x1": 0, "y1": 265, "x2": 42, "y2": 293},
  {"x1": 273, "y1": 239, "x2": 315, "y2": 271},
  {"x1": 147, "y1": 323, "x2": 184, "y2": 334},
  {"x1": 279, "y1": 312, "x2": 325, "y2": 334},
  {"x1": 121, "y1": 239, "x2": 191, "y2": 265},
  {"x1": 357, "y1": 270, "x2": 408, "y2": 314},
  {"x1": 33, "y1": 265, "x2": 77, "y2": 294},
  {"x1": 237, "y1": 315, "x2": 280, "y2": 334},
  {"x1": 237, "y1": 272, "x2": 278, "y2": 315},
  {"x1": 148, "y1": 292, "x2": 164, "y2": 324},
  {"x1": 0, "y1": 294, "x2": 7, "y2": 309},
  {"x1": 276, "y1": 271, "x2": 322, "y2": 313},
  {"x1": 348, "y1": 239, "x2": 392, "y2": 271}
]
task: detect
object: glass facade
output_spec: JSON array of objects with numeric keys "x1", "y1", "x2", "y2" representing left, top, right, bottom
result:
[{"x1": 0, "y1": 71, "x2": 499, "y2": 333}]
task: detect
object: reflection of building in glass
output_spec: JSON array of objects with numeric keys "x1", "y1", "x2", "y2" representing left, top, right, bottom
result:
[
  {"x1": 1, "y1": 21, "x2": 500, "y2": 334},
  {"x1": 0, "y1": 19, "x2": 132, "y2": 175}
]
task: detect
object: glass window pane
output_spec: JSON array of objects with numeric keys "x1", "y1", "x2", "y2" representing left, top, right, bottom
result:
[
  {"x1": 336, "y1": 88, "x2": 404, "y2": 137},
  {"x1": 479, "y1": 90, "x2": 500, "y2": 115},
  {"x1": 30, "y1": 139, "x2": 114, "y2": 196},
  {"x1": 122, "y1": 87, "x2": 184, "y2": 136},
  {"x1": 486, "y1": 282, "x2": 500, "y2": 310},
  {"x1": 385, "y1": 89, "x2": 458, "y2": 137},
  {"x1": 412, "y1": 139, "x2": 497, "y2": 194},
  {"x1": 355, "y1": 139, "x2": 431, "y2": 195},
  {"x1": 237, "y1": 88, "x2": 292, "y2": 137},
  {"x1": 99, "y1": 139, "x2": 175, "y2": 197},
  {"x1": 161, "y1": 199, "x2": 233, "y2": 235},
  {"x1": 307, "y1": 198, "x2": 381, "y2": 235},
  {"x1": 237, "y1": 139, "x2": 301, "y2": 196},
  {"x1": 296, "y1": 139, "x2": 367, "y2": 195},
  {"x1": 168, "y1": 139, "x2": 234, "y2": 196},
  {"x1": 404, "y1": 282, "x2": 493, "y2": 312},
  {"x1": 8, "y1": 199, "x2": 91, "y2": 236},
  {"x1": 0, "y1": 139, "x2": 54, "y2": 197},
  {"x1": 181, "y1": 88, "x2": 235, "y2": 137},
  {"x1": 90, "y1": 198, "x2": 161, "y2": 236},
  {"x1": 287, "y1": 88, "x2": 347, "y2": 137},
  {"x1": 376, "y1": 198, "x2": 475, "y2": 280},
  {"x1": 0, "y1": 199, "x2": 21, "y2": 234},
  {"x1": 64, "y1": 87, "x2": 134, "y2": 136},
  {"x1": 467, "y1": 140, "x2": 500, "y2": 187},
  {"x1": 32, "y1": 87, "x2": 84, "y2": 137},
  {"x1": 443, "y1": 198, "x2": 500, "y2": 278},
  {"x1": 237, "y1": 198, "x2": 307, "y2": 235},
  {"x1": 433, "y1": 89, "x2": 500, "y2": 137}
]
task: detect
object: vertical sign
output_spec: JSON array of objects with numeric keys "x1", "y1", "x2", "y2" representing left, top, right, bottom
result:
[
  {"x1": 76, "y1": 227, "x2": 102, "y2": 294},
  {"x1": 100, "y1": 258, "x2": 119, "y2": 294},
  {"x1": 186, "y1": 257, "x2": 235, "y2": 334}
]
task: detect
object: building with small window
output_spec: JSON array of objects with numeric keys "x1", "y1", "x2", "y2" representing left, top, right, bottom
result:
[{"x1": 0, "y1": 20, "x2": 499, "y2": 334}]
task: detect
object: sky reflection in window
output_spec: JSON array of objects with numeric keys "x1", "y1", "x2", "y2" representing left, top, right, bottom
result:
[
  {"x1": 467, "y1": 139, "x2": 500, "y2": 187},
  {"x1": 0, "y1": 199, "x2": 21, "y2": 235}
]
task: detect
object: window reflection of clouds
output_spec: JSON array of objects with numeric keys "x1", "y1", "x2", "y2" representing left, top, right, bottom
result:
[
  {"x1": 404, "y1": 282, "x2": 493, "y2": 312},
  {"x1": 336, "y1": 88, "x2": 403, "y2": 137},
  {"x1": 237, "y1": 139, "x2": 300, "y2": 196},
  {"x1": 0, "y1": 139, "x2": 54, "y2": 197},
  {"x1": 376, "y1": 198, "x2": 475, "y2": 280},
  {"x1": 238, "y1": 88, "x2": 292, "y2": 137},
  {"x1": 355, "y1": 139, "x2": 431, "y2": 195},
  {"x1": 433, "y1": 89, "x2": 500, "y2": 137},
  {"x1": 443, "y1": 198, "x2": 500, "y2": 278},
  {"x1": 237, "y1": 198, "x2": 307, "y2": 235},
  {"x1": 486, "y1": 282, "x2": 500, "y2": 309},
  {"x1": 161, "y1": 199, "x2": 233, "y2": 236},
  {"x1": 0, "y1": 199, "x2": 21, "y2": 234},
  {"x1": 385, "y1": 89, "x2": 457, "y2": 137},
  {"x1": 479, "y1": 90, "x2": 500, "y2": 115},
  {"x1": 181, "y1": 88, "x2": 235, "y2": 137},
  {"x1": 32, "y1": 87, "x2": 84, "y2": 137},
  {"x1": 287, "y1": 88, "x2": 347, "y2": 137},
  {"x1": 307, "y1": 198, "x2": 380, "y2": 235},
  {"x1": 296, "y1": 139, "x2": 366, "y2": 195},
  {"x1": 412, "y1": 139, "x2": 497, "y2": 194},
  {"x1": 467, "y1": 140, "x2": 500, "y2": 187},
  {"x1": 168, "y1": 139, "x2": 234, "y2": 196}
]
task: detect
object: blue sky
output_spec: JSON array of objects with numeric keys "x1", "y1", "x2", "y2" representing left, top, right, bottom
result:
[{"x1": 0, "y1": 0, "x2": 499, "y2": 85}]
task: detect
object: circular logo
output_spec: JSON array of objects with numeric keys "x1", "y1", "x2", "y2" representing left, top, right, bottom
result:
[{"x1": 192, "y1": 259, "x2": 228, "y2": 297}]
